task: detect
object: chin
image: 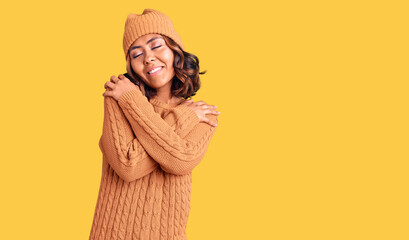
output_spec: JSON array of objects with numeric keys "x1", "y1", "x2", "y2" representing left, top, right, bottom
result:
[
  {"x1": 148, "y1": 80, "x2": 172, "y2": 88},
  {"x1": 144, "y1": 83, "x2": 164, "y2": 90},
  {"x1": 146, "y1": 81, "x2": 161, "y2": 87}
]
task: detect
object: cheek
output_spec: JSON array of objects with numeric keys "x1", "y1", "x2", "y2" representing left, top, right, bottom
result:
[
  {"x1": 162, "y1": 50, "x2": 174, "y2": 63},
  {"x1": 131, "y1": 61, "x2": 143, "y2": 74},
  {"x1": 130, "y1": 63, "x2": 147, "y2": 81}
]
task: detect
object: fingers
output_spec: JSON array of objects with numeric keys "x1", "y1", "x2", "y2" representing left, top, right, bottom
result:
[
  {"x1": 202, "y1": 118, "x2": 218, "y2": 127},
  {"x1": 195, "y1": 100, "x2": 207, "y2": 106},
  {"x1": 212, "y1": 109, "x2": 221, "y2": 115},
  {"x1": 193, "y1": 100, "x2": 217, "y2": 109},
  {"x1": 185, "y1": 100, "x2": 219, "y2": 114},
  {"x1": 104, "y1": 75, "x2": 119, "y2": 96},
  {"x1": 104, "y1": 81, "x2": 115, "y2": 90},
  {"x1": 200, "y1": 104, "x2": 217, "y2": 111},
  {"x1": 102, "y1": 90, "x2": 112, "y2": 97},
  {"x1": 204, "y1": 108, "x2": 220, "y2": 116},
  {"x1": 118, "y1": 74, "x2": 127, "y2": 80},
  {"x1": 110, "y1": 75, "x2": 119, "y2": 83},
  {"x1": 200, "y1": 103, "x2": 220, "y2": 127},
  {"x1": 104, "y1": 75, "x2": 126, "y2": 97}
]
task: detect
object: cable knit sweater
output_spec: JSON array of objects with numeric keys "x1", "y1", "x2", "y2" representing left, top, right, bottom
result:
[{"x1": 89, "y1": 88, "x2": 218, "y2": 240}]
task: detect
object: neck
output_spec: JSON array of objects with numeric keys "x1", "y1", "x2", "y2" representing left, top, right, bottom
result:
[{"x1": 152, "y1": 90, "x2": 178, "y2": 104}]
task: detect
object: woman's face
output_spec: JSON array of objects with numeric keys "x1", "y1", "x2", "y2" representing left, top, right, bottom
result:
[{"x1": 129, "y1": 33, "x2": 175, "y2": 92}]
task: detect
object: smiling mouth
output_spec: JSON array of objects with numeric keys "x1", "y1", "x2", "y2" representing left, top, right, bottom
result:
[{"x1": 147, "y1": 66, "x2": 164, "y2": 75}]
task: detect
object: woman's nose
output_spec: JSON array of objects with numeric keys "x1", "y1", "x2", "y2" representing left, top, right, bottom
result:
[{"x1": 144, "y1": 53, "x2": 156, "y2": 64}]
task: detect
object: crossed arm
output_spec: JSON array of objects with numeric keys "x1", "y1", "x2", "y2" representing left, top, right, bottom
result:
[
  {"x1": 99, "y1": 90, "x2": 218, "y2": 182},
  {"x1": 99, "y1": 96, "x2": 158, "y2": 182}
]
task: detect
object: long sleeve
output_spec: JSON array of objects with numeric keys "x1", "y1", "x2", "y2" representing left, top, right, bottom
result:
[
  {"x1": 99, "y1": 96, "x2": 159, "y2": 182},
  {"x1": 117, "y1": 88, "x2": 218, "y2": 175}
]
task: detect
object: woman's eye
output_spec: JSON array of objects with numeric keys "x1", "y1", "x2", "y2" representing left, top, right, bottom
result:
[{"x1": 132, "y1": 45, "x2": 161, "y2": 59}]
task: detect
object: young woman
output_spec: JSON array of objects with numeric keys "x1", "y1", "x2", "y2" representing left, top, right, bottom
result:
[{"x1": 89, "y1": 9, "x2": 220, "y2": 240}]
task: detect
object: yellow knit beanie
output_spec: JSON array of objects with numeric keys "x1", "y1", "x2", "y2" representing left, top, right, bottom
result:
[{"x1": 123, "y1": 9, "x2": 185, "y2": 59}]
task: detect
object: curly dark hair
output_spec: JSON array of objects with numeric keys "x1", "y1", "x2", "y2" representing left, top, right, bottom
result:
[{"x1": 125, "y1": 34, "x2": 206, "y2": 100}]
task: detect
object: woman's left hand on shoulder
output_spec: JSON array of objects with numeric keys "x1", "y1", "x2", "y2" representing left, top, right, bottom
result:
[
  {"x1": 180, "y1": 100, "x2": 220, "y2": 127},
  {"x1": 102, "y1": 74, "x2": 139, "y2": 101}
]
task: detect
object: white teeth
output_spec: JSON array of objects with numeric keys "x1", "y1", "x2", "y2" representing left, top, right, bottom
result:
[{"x1": 148, "y1": 67, "x2": 162, "y2": 74}]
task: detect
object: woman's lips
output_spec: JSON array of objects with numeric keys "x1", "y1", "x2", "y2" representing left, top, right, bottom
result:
[{"x1": 148, "y1": 66, "x2": 163, "y2": 76}]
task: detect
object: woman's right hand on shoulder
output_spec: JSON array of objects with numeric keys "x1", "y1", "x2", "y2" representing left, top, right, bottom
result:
[{"x1": 180, "y1": 99, "x2": 220, "y2": 127}]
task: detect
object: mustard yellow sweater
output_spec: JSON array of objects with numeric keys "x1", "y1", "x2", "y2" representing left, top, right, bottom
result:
[{"x1": 89, "y1": 88, "x2": 218, "y2": 240}]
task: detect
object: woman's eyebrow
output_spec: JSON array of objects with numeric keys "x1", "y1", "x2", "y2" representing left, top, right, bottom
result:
[{"x1": 130, "y1": 37, "x2": 163, "y2": 51}]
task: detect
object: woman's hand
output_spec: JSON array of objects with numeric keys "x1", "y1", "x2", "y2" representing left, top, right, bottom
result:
[
  {"x1": 180, "y1": 100, "x2": 220, "y2": 127},
  {"x1": 102, "y1": 74, "x2": 141, "y2": 101}
]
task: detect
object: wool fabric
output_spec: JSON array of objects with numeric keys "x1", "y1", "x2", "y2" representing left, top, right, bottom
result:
[
  {"x1": 123, "y1": 9, "x2": 185, "y2": 60},
  {"x1": 89, "y1": 88, "x2": 218, "y2": 239}
]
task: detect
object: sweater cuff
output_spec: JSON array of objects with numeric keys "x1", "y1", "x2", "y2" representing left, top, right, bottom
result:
[
  {"x1": 176, "y1": 104, "x2": 200, "y2": 132},
  {"x1": 118, "y1": 88, "x2": 146, "y2": 107}
]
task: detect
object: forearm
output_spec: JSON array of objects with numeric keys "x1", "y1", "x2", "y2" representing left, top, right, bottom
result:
[
  {"x1": 99, "y1": 96, "x2": 159, "y2": 182},
  {"x1": 117, "y1": 89, "x2": 218, "y2": 175}
]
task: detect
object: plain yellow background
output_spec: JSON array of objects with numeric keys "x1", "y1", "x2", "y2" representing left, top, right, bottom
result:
[{"x1": 0, "y1": 0, "x2": 408, "y2": 239}]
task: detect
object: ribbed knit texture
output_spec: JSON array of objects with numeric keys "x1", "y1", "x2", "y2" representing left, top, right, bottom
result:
[
  {"x1": 89, "y1": 88, "x2": 218, "y2": 240},
  {"x1": 123, "y1": 9, "x2": 185, "y2": 60}
]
